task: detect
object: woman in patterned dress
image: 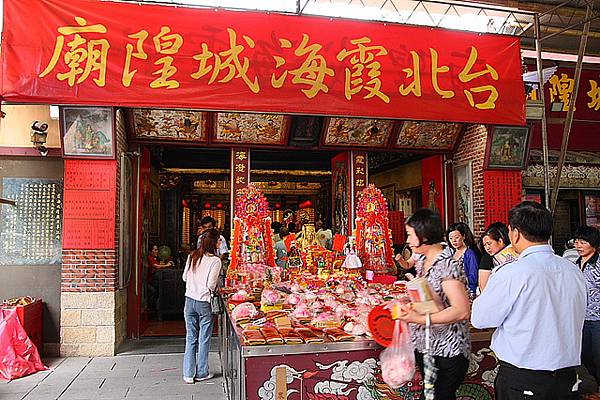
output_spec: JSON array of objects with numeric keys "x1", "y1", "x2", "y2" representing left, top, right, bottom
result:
[
  {"x1": 574, "y1": 225, "x2": 600, "y2": 388},
  {"x1": 397, "y1": 208, "x2": 471, "y2": 400}
]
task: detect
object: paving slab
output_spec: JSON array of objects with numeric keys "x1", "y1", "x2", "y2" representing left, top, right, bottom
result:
[{"x1": 0, "y1": 351, "x2": 226, "y2": 400}]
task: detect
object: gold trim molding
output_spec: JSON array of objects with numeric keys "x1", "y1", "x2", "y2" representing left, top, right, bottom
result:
[{"x1": 163, "y1": 168, "x2": 331, "y2": 177}]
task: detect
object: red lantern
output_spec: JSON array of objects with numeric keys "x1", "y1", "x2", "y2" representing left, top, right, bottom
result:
[
  {"x1": 299, "y1": 200, "x2": 313, "y2": 209},
  {"x1": 216, "y1": 203, "x2": 223, "y2": 209},
  {"x1": 274, "y1": 203, "x2": 281, "y2": 210},
  {"x1": 204, "y1": 202, "x2": 211, "y2": 209},
  {"x1": 182, "y1": 199, "x2": 189, "y2": 208}
]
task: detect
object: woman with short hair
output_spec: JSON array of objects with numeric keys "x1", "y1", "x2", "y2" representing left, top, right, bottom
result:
[
  {"x1": 397, "y1": 208, "x2": 471, "y2": 400},
  {"x1": 575, "y1": 225, "x2": 600, "y2": 388}
]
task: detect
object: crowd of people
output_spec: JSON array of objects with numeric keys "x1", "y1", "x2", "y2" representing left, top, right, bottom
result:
[
  {"x1": 179, "y1": 202, "x2": 600, "y2": 400},
  {"x1": 395, "y1": 201, "x2": 600, "y2": 400}
]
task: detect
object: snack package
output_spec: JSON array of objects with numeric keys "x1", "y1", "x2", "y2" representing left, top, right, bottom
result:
[
  {"x1": 295, "y1": 328, "x2": 324, "y2": 344},
  {"x1": 277, "y1": 328, "x2": 304, "y2": 344},
  {"x1": 311, "y1": 311, "x2": 341, "y2": 329},
  {"x1": 231, "y1": 302, "x2": 259, "y2": 323},
  {"x1": 351, "y1": 322, "x2": 367, "y2": 336},
  {"x1": 323, "y1": 327, "x2": 354, "y2": 342},
  {"x1": 261, "y1": 288, "x2": 281, "y2": 304},
  {"x1": 493, "y1": 245, "x2": 519, "y2": 270},
  {"x1": 405, "y1": 277, "x2": 442, "y2": 314},
  {"x1": 260, "y1": 327, "x2": 285, "y2": 345},
  {"x1": 230, "y1": 289, "x2": 250, "y2": 302},
  {"x1": 260, "y1": 288, "x2": 284, "y2": 312},
  {"x1": 380, "y1": 319, "x2": 416, "y2": 388},
  {"x1": 242, "y1": 330, "x2": 266, "y2": 345},
  {"x1": 290, "y1": 305, "x2": 313, "y2": 321}
]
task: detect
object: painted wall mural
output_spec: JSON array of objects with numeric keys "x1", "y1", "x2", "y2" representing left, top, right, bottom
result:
[
  {"x1": 215, "y1": 113, "x2": 289, "y2": 145},
  {"x1": 324, "y1": 118, "x2": 394, "y2": 147},
  {"x1": 396, "y1": 121, "x2": 463, "y2": 150},
  {"x1": 132, "y1": 109, "x2": 208, "y2": 141}
]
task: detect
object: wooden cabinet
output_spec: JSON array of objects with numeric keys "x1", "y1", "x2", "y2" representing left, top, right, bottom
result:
[{"x1": 156, "y1": 269, "x2": 185, "y2": 321}]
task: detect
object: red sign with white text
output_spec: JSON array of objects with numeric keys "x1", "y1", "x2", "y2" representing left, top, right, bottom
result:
[{"x1": 1, "y1": 0, "x2": 525, "y2": 125}]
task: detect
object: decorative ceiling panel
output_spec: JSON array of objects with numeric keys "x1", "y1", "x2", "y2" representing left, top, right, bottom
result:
[
  {"x1": 213, "y1": 113, "x2": 290, "y2": 145},
  {"x1": 132, "y1": 109, "x2": 209, "y2": 142},
  {"x1": 395, "y1": 121, "x2": 463, "y2": 151},
  {"x1": 322, "y1": 117, "x2": 395, "y2": 147}
]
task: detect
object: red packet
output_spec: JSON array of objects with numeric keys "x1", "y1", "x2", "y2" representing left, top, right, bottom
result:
[{"x1": 332, "y1": 234, "x2": 347, "y2": 252}]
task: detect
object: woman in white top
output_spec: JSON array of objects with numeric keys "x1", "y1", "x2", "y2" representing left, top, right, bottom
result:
[{"x1": 182, "y1": 228, "x2": 222, "y2": 384}]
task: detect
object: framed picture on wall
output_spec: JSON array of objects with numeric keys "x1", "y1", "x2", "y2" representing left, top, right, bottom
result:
[
  {"x1": 454, "y1": 162, "x2": 474, "y2": 231},
  {"x1": 484, "y1": 125, "x2": 531, "y2": 169},
  {"x1": 60, "y1": 106, "x2": 115, "y2": 159},
  {"x1": 585, "y1": 194, "x2": 600, "y2": 230}
]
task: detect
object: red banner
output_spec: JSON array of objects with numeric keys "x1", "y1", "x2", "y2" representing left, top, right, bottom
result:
[
  {"x1": 1, "y1": 0, "x2": 525, "y2": 125},
  {"x1": 527, "y1": 67, "x2": 600, "y2": 151},
  {"x1": 529, "y1": 67, "x2": 600, "y2": 121}
]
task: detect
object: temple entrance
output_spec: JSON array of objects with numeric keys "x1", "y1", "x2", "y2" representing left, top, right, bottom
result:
[{"x1": 129, "y1": 144, "x2": 429, "y2": 338}]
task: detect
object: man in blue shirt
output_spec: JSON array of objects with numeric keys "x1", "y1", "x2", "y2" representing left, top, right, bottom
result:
[
  {"x1": 472, "y1": 201, "x2": 587, "y2": 400},
  {"x1": 197, "y1": 216, "x2": 229, "y2": 261}
]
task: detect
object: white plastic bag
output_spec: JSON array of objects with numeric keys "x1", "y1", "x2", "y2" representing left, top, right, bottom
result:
[{"x1": 380, "y1": 319, "x2": 416, "y2": 388}]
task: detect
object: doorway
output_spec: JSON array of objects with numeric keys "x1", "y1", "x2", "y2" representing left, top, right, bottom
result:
[{"x1": 126, "y1": 145, "x2": 426, "y2": 339}]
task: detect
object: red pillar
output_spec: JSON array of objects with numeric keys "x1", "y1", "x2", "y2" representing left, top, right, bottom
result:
[{"x1": 230, "y1": 148, "x2": 250, "y2": 227}]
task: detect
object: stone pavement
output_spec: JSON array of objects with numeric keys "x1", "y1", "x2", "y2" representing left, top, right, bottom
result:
[{"x1": 0, "y1": 352, "x2": 226, "y2": 400}]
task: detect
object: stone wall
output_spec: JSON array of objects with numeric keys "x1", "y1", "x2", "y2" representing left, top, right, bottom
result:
[{"x1": 60, "y1": 290, "x2": 126, "y2": 356}]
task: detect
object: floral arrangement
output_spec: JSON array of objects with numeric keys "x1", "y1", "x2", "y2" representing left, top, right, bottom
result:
[
  {"x1": 355, "y1": 184, "x2": 395, "y2": 274},
  {"x1": 229, "y1": 184, "x2": 276, "y2": 282}
]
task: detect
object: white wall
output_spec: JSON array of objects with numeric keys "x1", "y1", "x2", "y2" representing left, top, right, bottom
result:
[{"x1": 0, "y1": 105, "x2": 61, "y2": 148}]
